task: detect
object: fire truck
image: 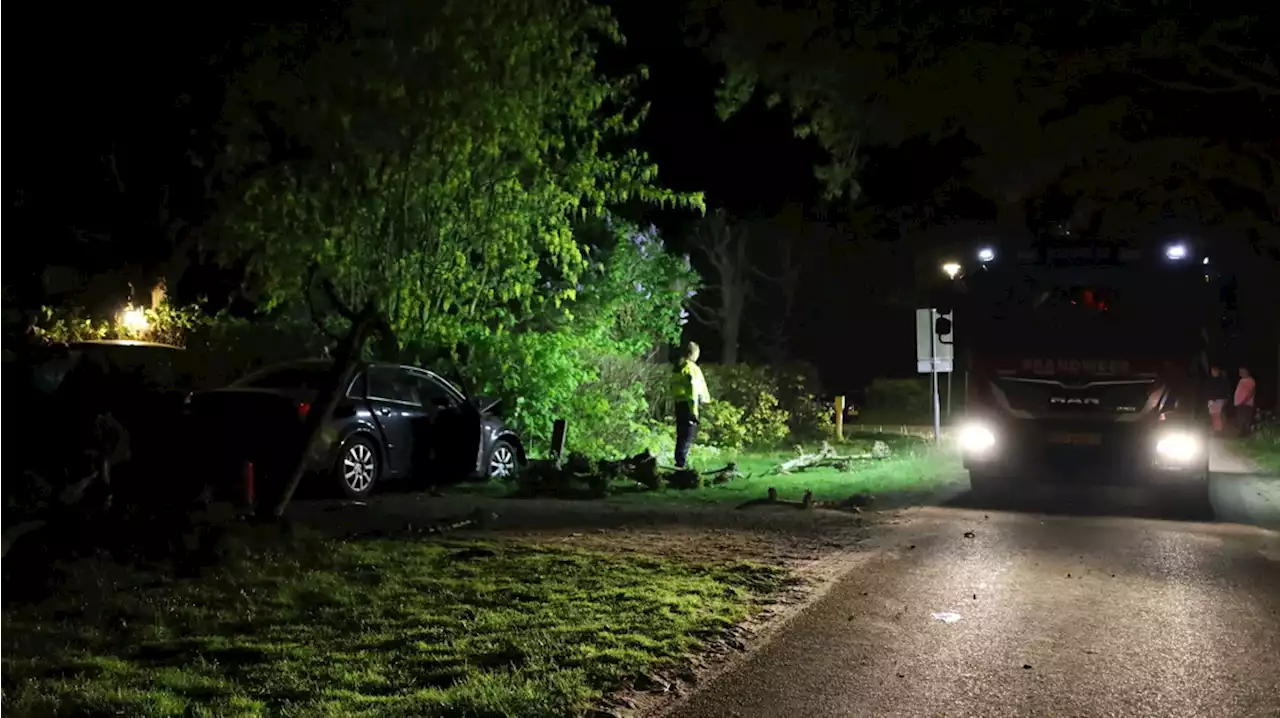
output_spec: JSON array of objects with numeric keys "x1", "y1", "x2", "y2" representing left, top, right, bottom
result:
[{"x1": 937, "y1": 237, "x2": 1220, "y2": 495}]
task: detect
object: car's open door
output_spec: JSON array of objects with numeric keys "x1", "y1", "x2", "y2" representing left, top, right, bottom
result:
[{"x1": 417, "y1": 372, "x2": 483, "y2": 480}]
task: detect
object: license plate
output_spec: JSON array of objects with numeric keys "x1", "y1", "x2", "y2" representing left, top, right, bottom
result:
[{"x1": 1048, "y1": 432, "x2": 1102, "y2": 446}]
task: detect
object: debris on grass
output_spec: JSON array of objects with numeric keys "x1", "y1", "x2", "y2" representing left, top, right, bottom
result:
[{"x1": 772, "y1": 441, "x2": 892, "y2": 475}]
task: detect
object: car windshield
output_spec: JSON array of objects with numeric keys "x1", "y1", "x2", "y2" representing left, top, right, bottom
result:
[
  {"x1": 236, "y1": 363, "x2": 333, "y2": 391},
  {"x1": 965, "y1": 271, "x2": 1198, "y2": 355}
]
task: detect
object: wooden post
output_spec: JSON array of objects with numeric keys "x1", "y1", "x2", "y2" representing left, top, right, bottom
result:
[
  {"x1": 834, "y1": 395, "x2": 845, "y2": 441},
  {"x1": 243, "y1": 461, "x2": 256, "y2": 512},
  {"x1": 550, "y1": 418, "x2": 568, "y2": 462}
]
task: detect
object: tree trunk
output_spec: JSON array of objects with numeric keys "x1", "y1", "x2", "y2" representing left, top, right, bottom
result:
[{"x1": 721, "y1": 301, "x2": 741, "y2": 365}]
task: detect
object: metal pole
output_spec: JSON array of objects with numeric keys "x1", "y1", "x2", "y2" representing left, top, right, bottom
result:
[
  {"x1": 930, "y1": 309, "x2": 941, "y2": 444},
  {"x1": 946, "y1": 368, "x2": 952, "y2": 418}
]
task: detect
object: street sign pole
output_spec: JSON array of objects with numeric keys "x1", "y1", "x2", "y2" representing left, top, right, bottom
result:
[
  {"x1": 916, "y1": 307, "x2": 952, "y2": 445},
  {"x1": 929, "y1": 311, "x2": 941, "y2": 444}
]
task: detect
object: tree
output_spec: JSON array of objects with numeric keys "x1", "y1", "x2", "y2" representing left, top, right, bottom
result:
[
  {"x1": 217, "y1": 0, "x2": 701, "y2": 353},
  {"x1": 694, "y1": 1, "x2": 1277, "y2": 243},
  {"x1": 751, "y1": 205, "x2": 815, "y2": 362},
  {"x1": 687, "y1": 210, "x2": 752, "y2": 365}
]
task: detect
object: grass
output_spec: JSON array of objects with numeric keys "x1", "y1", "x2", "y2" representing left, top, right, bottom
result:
[
  {"x1": 618, "y1": 432, "x2": 962, "y2": 505},
  {"x1": 1233, "y1": 422, "x2": 1280, "y2": 475},
  {"x1": 2, "y1": 536, "x2": 787, "y2": 718}
]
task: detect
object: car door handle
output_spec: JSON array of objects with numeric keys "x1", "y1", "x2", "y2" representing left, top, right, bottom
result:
[{"x1": 377, "y1": 407, "x2": 392, "y2": 416}]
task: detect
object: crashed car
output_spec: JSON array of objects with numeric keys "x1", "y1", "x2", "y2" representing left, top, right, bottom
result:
[{"x1": 187, "y1": 358, "x2": 527, "y2": 499}]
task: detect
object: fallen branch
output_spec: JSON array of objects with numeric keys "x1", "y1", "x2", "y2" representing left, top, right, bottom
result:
[{"x1": 771, "y1": 440, "x2": 891, "y2": 474}]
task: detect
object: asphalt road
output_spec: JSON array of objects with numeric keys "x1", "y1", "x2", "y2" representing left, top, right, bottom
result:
[{"x1": 665, "y1": 449, "x2": 1280, "y2": 718}]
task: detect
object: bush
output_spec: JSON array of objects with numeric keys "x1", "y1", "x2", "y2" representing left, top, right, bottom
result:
[
  {"x1": 863, "y1": 377, "x2": 932, "y2": 422},
  {"x1": 701, "y1": 365, "x2": 791, "y2": 449},
  {"x1": 700, "y1": 399, "x2": 749, "y2": 451},
  {"x1": 773, "y1": 361, "x2": 833, "y2": 439},
  {"x1": 460, "y1": 219, "x2": 695, "y2": 459}
]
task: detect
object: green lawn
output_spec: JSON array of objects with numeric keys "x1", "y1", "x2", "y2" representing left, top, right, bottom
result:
[
  {"x1": 1234, "y1": 423, "x2": 1280, "y2": 475},
  {"x1": 620, "y1": 432, "x2": 962, "y2": 505},
  {"x1": 2, "y1": 537, "x2": 786, "y2": 718}
]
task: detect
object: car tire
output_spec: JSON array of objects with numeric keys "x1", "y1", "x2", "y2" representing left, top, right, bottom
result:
[
  {"x1": 486, "y1": 439, "x2": 521, "y2": 480},
  {"x1": 334, "y1": 435, "x2": 380, "y2": 500}
]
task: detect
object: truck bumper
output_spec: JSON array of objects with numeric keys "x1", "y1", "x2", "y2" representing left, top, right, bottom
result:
[{"x1": 958, "y1": 418, "x2": 1210, "y2": 484}]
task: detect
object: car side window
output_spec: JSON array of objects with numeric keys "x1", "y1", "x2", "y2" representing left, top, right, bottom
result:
[
  {"x1": 346, "y1": 372, "x2": 368, "y2": 399},
  {"x1": 416, "y1": 373, "x2": 459, "y2": 408},
  {"x1": 367, "y1": 367, "x2": 421, "y2": 406}
]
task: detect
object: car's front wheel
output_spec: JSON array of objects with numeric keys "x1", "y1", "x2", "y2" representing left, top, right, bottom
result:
[
  {"x1": 486, "y1": 439, "x2": 520, "y2": 480},
  {"x1": 335, "y1": 435, "x2": 380, "y2": 500}
]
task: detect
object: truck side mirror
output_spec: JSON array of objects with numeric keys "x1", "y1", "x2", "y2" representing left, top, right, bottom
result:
[{"x1": 935, "y1": 317, "x2": 953, "y2": 336}]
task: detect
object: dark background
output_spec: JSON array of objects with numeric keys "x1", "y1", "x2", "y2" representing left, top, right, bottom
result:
[{"x1": 7, "y1": 0, "x2": 1274, "y2": 397}]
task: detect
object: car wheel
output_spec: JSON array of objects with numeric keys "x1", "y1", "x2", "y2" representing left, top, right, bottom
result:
[
  {"x1": 335, "y1": 435, "x2": 380, "y2": 499},
  {"x1": 487, "y1": 439, "x2": 520, "y2": 480}
]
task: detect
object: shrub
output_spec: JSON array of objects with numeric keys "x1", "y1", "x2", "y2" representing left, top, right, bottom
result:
[
  {"x1": 461, "y1": 219, "x2": 696, "y2": 459},
  {"x1": 864, "y1": 377, "x2": 932, "y2": 422},
  {"x1": 700, "y1": 399, "x2": 748, "y2": 451},
  {"x1": 773, "y1": 361, "x2": 833, "y2": 439},
  {"x1": 702, "y1": 365, "x2": 791, "y2": 449}
]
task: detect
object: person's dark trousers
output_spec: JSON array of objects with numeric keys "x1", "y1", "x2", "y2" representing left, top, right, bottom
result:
[
  {"x1": 1236, "y1": 405, "x2": 1255, "y2": 437},
  {"x1": 674, "y1": 401, "x2": 698, "y2": 468}
]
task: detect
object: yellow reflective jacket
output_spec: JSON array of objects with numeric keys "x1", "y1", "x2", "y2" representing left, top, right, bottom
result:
[{"x1": 670, "y1": 359, "x2": 711, "y2": 416}]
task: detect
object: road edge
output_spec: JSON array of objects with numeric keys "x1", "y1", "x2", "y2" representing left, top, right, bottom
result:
[{"x1": 629, "y1": 516, "x2": 909, "y2": 718}]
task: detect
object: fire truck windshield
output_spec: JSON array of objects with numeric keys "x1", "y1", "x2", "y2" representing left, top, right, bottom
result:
[{"x1": 964, "y1": 272, "x2": 1198, "y2": 355}]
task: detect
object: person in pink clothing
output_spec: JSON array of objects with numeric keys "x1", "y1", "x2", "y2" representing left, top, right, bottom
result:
[{"x1": 1234, "y1": 366, "x2": 1257, "y2": 436}]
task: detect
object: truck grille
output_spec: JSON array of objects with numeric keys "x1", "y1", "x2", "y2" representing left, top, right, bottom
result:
[{"x1": 991, "y1": 377, "x2": 1159, "y2": 418}]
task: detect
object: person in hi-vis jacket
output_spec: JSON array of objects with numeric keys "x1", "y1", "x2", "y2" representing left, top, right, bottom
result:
[{"x1": 670, "y1": 342, "x2": 711, "y2": 468}]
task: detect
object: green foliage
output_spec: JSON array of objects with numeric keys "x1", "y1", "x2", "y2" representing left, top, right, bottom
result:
[
  {"x1": 773, "y1": 361, "x2": 833, "y2": 439},
  {"x1": 702, "y1": 365, "x2": 791, "y2": 449},
  {"x1": 700, "y1": 399, "x2": 749, "y2": 452},
  {"x1": 695, "y1": 1, "x2": 1277, "y2": 244},
  {"x1": 33, "y1": 302, "x2": 208, "y2": 348},
  {"x1": 3, "y1": 538, "x2": 783, "y2": 717},
  {"x1": 694, "y1": 363, "x2": 831, "y2": 450},
  {"x1": 218, "y1": 0, "x2": 702, "y2": 356},
  {"x1": 462, "y1": 220, "x2": 697, "y2": 458},
  {"x1": 864, "y1": 378, "x2": 932, "y2": 422}
]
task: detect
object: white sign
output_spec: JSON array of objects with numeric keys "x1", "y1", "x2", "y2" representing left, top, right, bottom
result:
[{"x1": 916, "y1": 308, "x2": 954, "y2": 374}]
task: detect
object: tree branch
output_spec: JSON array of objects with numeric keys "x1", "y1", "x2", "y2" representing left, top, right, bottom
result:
[{"x1": 685, "y1": 298, "x2": 718, "y2": 326}]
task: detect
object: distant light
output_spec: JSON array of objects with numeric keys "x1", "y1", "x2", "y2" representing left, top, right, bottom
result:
[
  {"x1": 977, "y1": 247, "x2": 995, "y2": 263},
  {"x1": 1202, "y1": 257, "x2": 1209, "y2": 265},
  {"x1": 118, "y1": 305, "x2": 150, "y2": 334},
  {"x1": 941, "y1": 262, "x2": 962, "y2": 279},
  {"x1": 1165, "y1": 243, "x2": 1188, "y2": 260}
]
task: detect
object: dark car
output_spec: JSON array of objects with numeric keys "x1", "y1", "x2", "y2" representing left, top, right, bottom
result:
[
  {"x1": 188, "y1": 359, "x2": 526, "y2": 499},
  {"x1": 5, "y1": 340, "x2": 204, "y2": 510}
]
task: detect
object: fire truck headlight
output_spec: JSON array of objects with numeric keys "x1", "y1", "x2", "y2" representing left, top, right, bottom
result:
[
  {"x1": 958, "y1": 422, "x2": 997, "y2": 454},
  {"x1": 1155, "y1": 430, "x2": 1200, "y2": 462}
]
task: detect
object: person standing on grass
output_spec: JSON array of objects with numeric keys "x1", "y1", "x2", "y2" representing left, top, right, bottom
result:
[
  {"x1": 670, "y1": 341, "x2": 711, "y2": 468},
  {"x1": 1206, "y1": 365, "x2": 1230, "y2": 434},
  {"x1": 1234, "y1": 366, "x2": 1257, "y2": 436}
]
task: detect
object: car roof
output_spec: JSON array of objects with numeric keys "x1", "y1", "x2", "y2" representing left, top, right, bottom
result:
[
  {"x1": 238, "y1": 358, "x2": 455, "y2": 383},
  {"x1": 71, "y1": 339, "x2": 184, "y2": 350}
]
